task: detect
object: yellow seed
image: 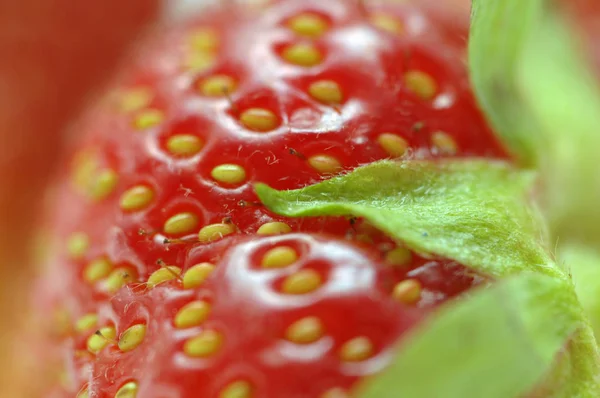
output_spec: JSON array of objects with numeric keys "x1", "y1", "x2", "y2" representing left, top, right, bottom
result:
[
  {"x1": 285, "y1": 316, "x2": 324, "y2": 344},
  {"x1": 308, "y1": 80, "x2": 343, "y2": 104},
  {"x1": 75, "y1": 313, "x2": 98, "y2": 333},
  {"x1": 52, "y1": 307, "x2": 71, "y2": 337},
  {"x1": 377, "y1": 133, "x2": 408, "y2": 157},
  {"x1": 431, "y1": 131, "x2": 458, "y2": 155},
  {"x1": 67, "y1": 232, "x2": 90, "y2": 259},
  {"x1": 356, "y1": 222, "x2": 379, "y2": 235},
  {"x1": 175, "y1": 301, "x2": 212, "y2": 328},
  {"x1": 392, "y1": 279, "x2": 422, "y2": 304},
  {"x1": 72, "y1": 149, "x2": 98, "y2": 192},
  {"x1": 184, "y1": 52, "x2": 217, "y2": 73},
  {"x1": 183, "y1": 262, "x2": 216, "y2": 289},
  {"x1": 32, "y1": 230, "x2": 52, "y2": 266},
  {"x1": 339, "y1": 336, "x2": 374, "y2": 362},
  {"x1": 87, "y1": 326, "x2": 116, "y2": 354},
  {"x1": 147, "y1": 266, "x2": 182, "y2": 288},
  {"x1": 164, "y1": 212, "x2": 200, "y2": 235},
  {"x1": 119, "y1": 88, "x2": 153, "y2": 113},
  {"x1": 240, "y1": 108, "x2": 279, "y2": 132},
  {"x1": 120, "y1": 185, "x2": 154, "y2": 211},
  {"x1": 281, "y1": 43, "x2": 323, "y2": 67},
  {"x1": 118, "y1": 324, "x2": 147, "y2": 352},
  {"x1": 105, "y1": 266, "x2": 138, "y2": 294},
  {"x1": 281, "y1": 269, "x2": 322, "y2": 294},
  {"x1": 77, "y1": 387, "x2": 89, "y2": 398},
  {"x1": 261, "y1": 246, "x2": 298, "y2": 268},
  {"x1": 166, "y1": 134, "x2": 204, "y2": 157},
  {"x1": 58, "y1": 369, "x2": 70, "y2": 389},
  {"x1": 355, "y1": 233, "x2": 373, "y2": 244},
  {"x1": 184, "y1": 330, "x2": 224, "y2": 358},
  {"x1": 308, "y1": 155, "x2": 342, "y2": 174},
  {"x1": 200, "y1": 75, "x2": 237, "y2": 97},
  {"x1": 321, "y1": 388, "x2": 350, "y2": 398},
  {"x1": 257, "y1": 222, "x2": 292, "y2": 235},
  {"x1": 370, "y1": 14, "x2": 404, "y2": 34},
  {"x1": 404, "y1": 70, "x2": 437, "y2": 100},
  {"x1": 134, "y1": 109, "x2": 164, "y2": 130},
  {"x1": 115, "y1": 381, "x2": 139, "y2": 398},
  {"x1": 90, "y1": 169, "x2": 119, "y2": 200},
  {"x1": 220, "y1": 380, "x2": 253, "y2": 398},
  {"x1": 385, "y1": 247, "x2": 413, "y2": 266},
  {"x1": 198, "y1": 223, "x2": 236, "y2": 243},
  {"x1": 188, "y1": 28, "x2": 219, "y2": 52},
  {"x1": 211, "y1": 164, "x2": 247, "y2": 185},
  {"x1": 84, "y1": 257, "x2": 113, "y2": 284},
  {"x1": 288, "y1": 13, "x2": 328, "y2": 38}
]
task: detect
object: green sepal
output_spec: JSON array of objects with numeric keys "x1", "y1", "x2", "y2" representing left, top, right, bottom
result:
[
  {"x1": 256, "y1": 159, "x2": 555, "y2": 278},
  {"x1": 469, "y1": 0, "x2": 600, "y2": 360},
  {"x1": 254, "y1": 159, "x2": 600, "y2": 396},
  {"x1": 470, "y1": 0, "x2": 600, "y2": 246},
  {"x1": 560, "y1": 244, "x2": 600, "y2": 341},
  {"x1": 356, "y1": 273, "x2": 583, "y2": 398}
]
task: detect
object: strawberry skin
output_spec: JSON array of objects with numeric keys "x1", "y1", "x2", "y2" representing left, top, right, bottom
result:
[
  {"x1": 36, "y1": 1, "x2": 503, "y2": 397},
  {"x1": 74, "y1": 234, "x2": 477, "y2": 398}
]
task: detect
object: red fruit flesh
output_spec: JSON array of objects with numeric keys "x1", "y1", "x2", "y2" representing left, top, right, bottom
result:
[
  {"x1": 76, "y1": 235, "x2": 477, "y2": 398},
  {"x1": 36, "y1": 1, "x2": 503, "y2": 397}
]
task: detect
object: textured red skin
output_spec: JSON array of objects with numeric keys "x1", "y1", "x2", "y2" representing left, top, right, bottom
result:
[
  {"x1": 74, "y1": 235, "x2": 477, "y2": 398},
  {"x1": 37, "y1": 1, "x2": 504, "y2": 397}
]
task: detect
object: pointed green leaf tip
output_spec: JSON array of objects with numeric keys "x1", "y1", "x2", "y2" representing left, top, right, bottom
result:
[
  {"x1": 357, "y1": 273, "x2": 579, "y2": 398},
  {"x1": 256, "y1": 160, "x2": 555, "y2": 278}
]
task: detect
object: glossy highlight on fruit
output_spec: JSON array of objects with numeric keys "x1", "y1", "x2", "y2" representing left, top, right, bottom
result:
[{"x1": 36, "y1": 1, "x2": 504, "y2": 397}]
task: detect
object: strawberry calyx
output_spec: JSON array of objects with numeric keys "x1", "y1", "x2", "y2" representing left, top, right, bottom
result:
[
  {"x1": 470, "y1": 0, "x2": 600, "y2": 394},
  {"x1": 470, "y1": 0, "x2": 600, "y2": 246},
  {"x1": 256, "y1": 159, "x2": 551, "y2": 279},
  {"x1": 358, "y1": 273, "x2": 582, "y2": 398},
  {"x1": 254, "y1": 158, "x2": 600, "y2": 396}
]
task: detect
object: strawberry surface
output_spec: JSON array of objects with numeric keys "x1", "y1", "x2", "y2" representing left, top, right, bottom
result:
[{"x1": 36, "y1": 1, "x2": 506, "y2": 397}]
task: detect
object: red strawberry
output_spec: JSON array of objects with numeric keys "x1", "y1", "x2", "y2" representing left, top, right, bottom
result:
[{"x1": 35, "y1": 0, "x2": 505, "y2": 397}]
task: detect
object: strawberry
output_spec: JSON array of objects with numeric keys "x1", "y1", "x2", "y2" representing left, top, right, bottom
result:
[{"x1": 35, "y1": 0, "x2": 506, "y2": 397}]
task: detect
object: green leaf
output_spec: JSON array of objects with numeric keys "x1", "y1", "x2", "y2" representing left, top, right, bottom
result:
[
  {"x1": 256, "y1": 159, "x2": 556, "y2": 278},
  {"x1": 470, "y1": 2, "x2": 600, "y2": 386},
  {"x1": 560, "y1": 244, "x2": 600, "y2": 340},
  {"x1": 356, "y1": 273, "x2": 585, "y2": 398},
  {"x1": 468, "y1": 0, "x2": 543, "y2": 166},
  {"x1": 470, "y1": 0, "x2": 600, "y2": 246},
  {"x1": 536, "y1": 326, "x2": 600, "y2": 398},
  {"x1": 255, "y1": 160, "x2": 600, "y2": 394}
]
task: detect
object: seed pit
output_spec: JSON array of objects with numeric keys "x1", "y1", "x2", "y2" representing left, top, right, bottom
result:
[
  {"x1": 280, "y1": 269, "x2": 323, "y2": 294},
  {"x1": 239, "y1": 108, "x2": 279, "y2": 132},
  {"x1": 285, "y1": 316, "x2": 324, "y2": 344},
  {"x1": 339, "y1": 336, "x2": 374, "y2": 362},
  {"x1": 281, "y1": 43, "x2": 323, "y2": 67},
  {"x1": 287, "y1": 12, "x2": 329, "y2": 38},
  {"x1": 183, "y1": 263, "x2": 216, "y2": 289},
  {"x1": 175, "y1": 301, "x2": 212, "y2": 329},
  {"x1": 211, "y1": 164, "x2": 247, "y2": 186},
  {"x1": 184, "y1": 329, "x2": 224, "y2": 358}
]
